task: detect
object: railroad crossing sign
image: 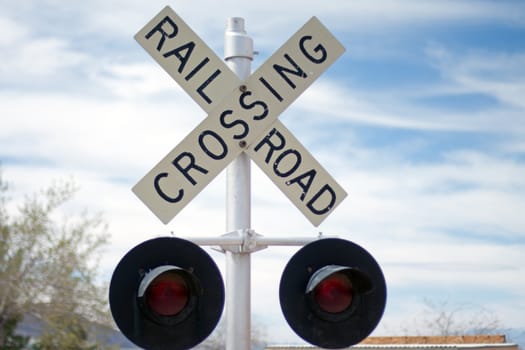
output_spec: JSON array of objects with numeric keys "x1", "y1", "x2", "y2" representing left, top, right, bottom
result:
[{"x1": 133, "y1": 6, "x2": 347, "y2": 226}]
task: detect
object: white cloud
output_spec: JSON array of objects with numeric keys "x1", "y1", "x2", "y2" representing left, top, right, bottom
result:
[
  {"x1": 94, "y1": 62, "x2": 180, "y2": 99},
  {"x1": 0, "y1": 90, "x2": 205, "y2": 177},
  {"x1": 5, "y1": 0, "x2": 523, "y2": 60},
  {"x1": 0, "y1": 16, "x2": 88, "y2": 85},
  {"x1": 426, "y1": 46, "x2": 525, "y2": 109},
  {"x1": 0, "y1": 16, "x2": 28, "y2": 45},
  {"x1": 293, "y1": 72, "x2": 525, "y2": 134}
]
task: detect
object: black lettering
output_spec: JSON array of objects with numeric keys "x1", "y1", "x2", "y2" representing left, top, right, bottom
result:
[
  {"x1": 253, "y1": 128, "x2": 285, "y2": 163},
  {"x1": 306, "y1": 184, "x2": 336, "y2": 215},
  {"x1": 273, "y1": 54, "x2": 307, "y2": 89},
  {"x1": 273, "y1": 149, "x2": 301, "y2": 178},
  {"x1": 259, "y1": 77, "x2": 283, "y2": 102},
  {"x1": 154, "y1": 172, "x2": 183, "y2": 203},
  {"x1": 197, "y1": 69, "x2": 221, "y2": 104},
  {"x1": 198, "y1": 130, "x2": 228, "y2": 160},
  {"x1": 172, "y1": 152, "x2": 208, "y2": 185},
  {"x1": 163, "y1": 41, "x2": 195, "y2": 73},
  {"x1": 239, "y1": 91, "x2": 269, "y2": 121},
  {"x1": 219, "y1": 109, "x2": 249, "y2": 140},
  {"x1": 286, "y1": 169, "x2": 316, "y2": 201},
  {"x1": 185, "y1": 57, "x2": 210, "y2": 81},
  {"x1": 299, "y1": 35, "x2": 327, "y2": 64},
  {"x1": 145, "y1": 16, "x2": 178, "y2": 52}
]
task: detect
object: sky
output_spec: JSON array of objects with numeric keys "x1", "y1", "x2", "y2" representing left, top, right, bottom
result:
[{"x1": 1, "y1": 0, "x2": 525, "y2": 346}]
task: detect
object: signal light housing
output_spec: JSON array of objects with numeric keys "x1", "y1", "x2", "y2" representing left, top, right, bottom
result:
[
  {"x1": 109, "y1": 237, "x2": 224, "y2": 350},
  {"x1": 279, "y1": 238, "x2": 387, "y2": 349}
]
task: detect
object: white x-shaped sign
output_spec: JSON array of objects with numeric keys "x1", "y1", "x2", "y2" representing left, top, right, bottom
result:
[{"x1": 133, "y1": 6, "x2": 347, "y2": 226}]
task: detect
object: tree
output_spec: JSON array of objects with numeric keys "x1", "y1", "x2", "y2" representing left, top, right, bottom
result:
[
  {"x1": 0, "y1": 173, "x2": 112, "y2": 349},
  {"x1": 0, "y1": 315, "x2": 29, "y2": 350},
  {"x1": 402, "y1": 299, "x2": 500, "y2": 336}
]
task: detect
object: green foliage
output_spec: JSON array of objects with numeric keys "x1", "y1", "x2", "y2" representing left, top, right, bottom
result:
[
  {"x1": 0, "y1": 173, "x2": 113, "y2": 349},
  {"x1": 0, "y1": 315, "x2": 30, "y2": 350},
  {"x1": 32, "y1": 316, "x2": 96, "y2": 350}
]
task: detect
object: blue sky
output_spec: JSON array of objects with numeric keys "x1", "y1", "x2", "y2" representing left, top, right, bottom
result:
[{"x1": 1, "y1": 0, "x2": 525, "y2": 346}]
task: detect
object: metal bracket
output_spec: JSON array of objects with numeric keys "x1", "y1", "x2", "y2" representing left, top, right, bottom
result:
[
  {"x1": 182, "y1": 231, "x2": 335, "y2": 253},
  {"x1": 215, "y1": 229, "x2": 268, "y2": 253}
]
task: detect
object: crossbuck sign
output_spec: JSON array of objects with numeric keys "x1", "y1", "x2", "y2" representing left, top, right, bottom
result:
[{"x1": 133, "y1": 6, "x2": 347, "y2": 226}]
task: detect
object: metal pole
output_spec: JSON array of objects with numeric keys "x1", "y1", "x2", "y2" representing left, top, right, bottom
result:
[
  {"x1": 224, "y1": 17, "x2": 253, "y2": 350},
  {"x1": 184, "y1": 232, "x2": 330, "y2": 247}
]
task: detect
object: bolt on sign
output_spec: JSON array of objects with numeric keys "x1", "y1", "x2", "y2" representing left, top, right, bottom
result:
[{"x1": 133, "y1": 6, "x2": 347, "y2": 226}]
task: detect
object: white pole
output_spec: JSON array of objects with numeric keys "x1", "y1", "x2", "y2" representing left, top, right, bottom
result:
[
  {"x1": 224, "y1": 17, "x2": 253, "y2": 350},
  {"x1": 184, "y1": 233, "x2": 329, "y2": 247}
]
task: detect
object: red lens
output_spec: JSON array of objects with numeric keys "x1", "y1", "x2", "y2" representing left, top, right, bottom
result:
[
  {"x1": 145, "y1": 271, "x2": 189, "y2": 316},
  {"x1": 313, "y1": 272, "x2": 354, "y2": 314}
]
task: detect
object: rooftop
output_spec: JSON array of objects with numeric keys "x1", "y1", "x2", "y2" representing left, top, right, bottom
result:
[{"x1": 266, "y1": 335, "x2": 519, "y2": 350}]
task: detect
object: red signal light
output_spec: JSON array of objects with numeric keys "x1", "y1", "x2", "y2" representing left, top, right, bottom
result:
[
  {"x1": 313, "y1": 272, "x2": 354, "y2": 314},
  {"x1": 145, "y1": 271, "x2": 189, "y2": 317}
]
